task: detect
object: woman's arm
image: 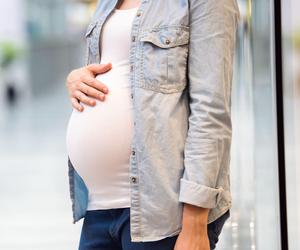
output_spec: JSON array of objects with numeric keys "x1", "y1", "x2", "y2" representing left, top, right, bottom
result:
[
  {"x1": 175, "y1": 0, "x2": 240, "y2": 249},
  {"x1": 179, "y1": 0, "x2": 239, "y2": 213}
]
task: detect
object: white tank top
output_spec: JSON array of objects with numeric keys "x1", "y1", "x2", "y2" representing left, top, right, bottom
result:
[{"x1": 65, "y1": 6, "x2": 138, "y2": 210}]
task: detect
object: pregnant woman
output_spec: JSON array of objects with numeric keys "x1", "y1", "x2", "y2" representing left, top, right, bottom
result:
[{"x1": 65, "y1": 0, "x2": 240, "y2": 250}]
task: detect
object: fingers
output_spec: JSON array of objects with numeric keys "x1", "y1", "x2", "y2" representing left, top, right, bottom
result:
[
  {"x1": 66, "y1": 64, "x2": 111, "y2": 111},
  {"x1": 71, "y1": 97, "x2": 84, "y2": 112},
  {"x1": 86, "y1": 62, "x2": 112, "y2": 75},
  {"x1": 81, "y1": 75, "x2": 109, "y2": 94},
  {"x1": 73, "y1": 90, "x2": 97, "y2": 107},
  {"x1": 77, "y1": 81, "x2": 106, "y2": 101}
]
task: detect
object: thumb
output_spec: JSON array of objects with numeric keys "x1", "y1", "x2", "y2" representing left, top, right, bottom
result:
[{"x1": 86, "y1": 63, "x2": 112, "y2": 75}]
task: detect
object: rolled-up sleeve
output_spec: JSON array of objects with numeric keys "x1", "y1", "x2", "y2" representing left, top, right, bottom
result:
[{"x1": 178, "y1": 0, "x2": 240, "y2": 208}]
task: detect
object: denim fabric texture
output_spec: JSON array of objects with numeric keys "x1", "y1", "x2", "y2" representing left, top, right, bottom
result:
[
  {"x1": 78, "y1": 207, "x2": 230, "y2": 250},
  {"x1": 67, "y1": 0, "x2": 240, "y2": 243}
]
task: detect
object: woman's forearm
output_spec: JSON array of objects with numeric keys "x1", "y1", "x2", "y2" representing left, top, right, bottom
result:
[{"x1": 181, "y1": 203, "x2": 209, "y2": 232}]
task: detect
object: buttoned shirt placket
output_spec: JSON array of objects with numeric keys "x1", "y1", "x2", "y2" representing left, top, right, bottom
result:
[
  {"x1": 127, "y1": 0, "x2": 149, "y2": 241},
  {"x1": 93, "y1": 0, "x2": 150, "y2": 241}
]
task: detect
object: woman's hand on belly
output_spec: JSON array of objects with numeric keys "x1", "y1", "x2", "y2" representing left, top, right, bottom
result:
[{"x1": 65, "y1": 63, "x2": 112, "y2": 112}]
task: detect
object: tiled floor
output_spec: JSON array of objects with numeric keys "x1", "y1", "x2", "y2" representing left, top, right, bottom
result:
[{"x1": 0, "y1": 85, "x2": 82, "y2": 250}]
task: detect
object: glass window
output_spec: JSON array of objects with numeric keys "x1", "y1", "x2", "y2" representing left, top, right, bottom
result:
[
  {"x1": 218, "y1": 1, "x2": 281, "y2": 249},
  {"x1": 282, "y1": 1, "x2": 300, "y2": 249}
]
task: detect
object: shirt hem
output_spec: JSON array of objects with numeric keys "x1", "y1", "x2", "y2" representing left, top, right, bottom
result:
[
  {"x1": 130, "y1": 228, "x2": 182, "y2": 242},
  {"x1": 208, "y1": 203, "x2": 231, "y2": 224}
]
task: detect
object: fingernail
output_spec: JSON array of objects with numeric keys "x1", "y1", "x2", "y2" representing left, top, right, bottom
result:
[{"x1": 103, "y1": 87, "x2": 108, "y2": 93}]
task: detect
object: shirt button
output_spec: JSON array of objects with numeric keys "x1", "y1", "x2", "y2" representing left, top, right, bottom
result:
[
  {"x1": 131, "y1": 93, "x2": 134, "y2": 99},
  {"x1": 130, "y1": 176, "x2": 137, "y2": 183},
  {"x1": 132, "y1": 150, "x2": 136, "y2": 156},
  {"x1": 136, "y1": 11, "x2": 142, "y2": 17},
  {"x1": 165, "y1": 39, "x2": 170, "y2": 45},
  {"x1": 132, "y1": 36, "x2": 136, "y2": 42},
  {"x1": 130, "y1": 65, "x2": 134, "y2": 71}
]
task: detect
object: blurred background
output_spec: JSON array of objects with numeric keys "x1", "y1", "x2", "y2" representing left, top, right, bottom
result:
[{"x1": 0, "y1": 0, "x2": 299, "y2": 249}]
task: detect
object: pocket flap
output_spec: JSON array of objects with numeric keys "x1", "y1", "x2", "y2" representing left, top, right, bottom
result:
[{"x1": 140, "y1": 26, "x2": 189, "y2": 48}]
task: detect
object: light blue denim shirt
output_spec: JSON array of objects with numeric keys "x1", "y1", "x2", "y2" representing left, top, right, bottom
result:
[{"x1": 67, "y1": 0, "x2": 240, "y2": 242}]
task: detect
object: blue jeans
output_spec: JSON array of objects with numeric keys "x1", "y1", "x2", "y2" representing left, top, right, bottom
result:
[{"x1": 78, "y1": 207, "x2": 230, "y2": 250}]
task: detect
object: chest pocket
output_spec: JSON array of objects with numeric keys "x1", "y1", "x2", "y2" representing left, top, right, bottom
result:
[
  {"x1": 139, "y1": 25, "x2": 189, "y2": 94},
  {"x1": 85, "y1": 21, "x2": 100, "y2": 62}
]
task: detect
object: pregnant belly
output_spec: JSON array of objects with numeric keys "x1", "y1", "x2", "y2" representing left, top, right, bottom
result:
[{"x1": 65, "y1": 64, "x2": 134, "y2": 186}]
